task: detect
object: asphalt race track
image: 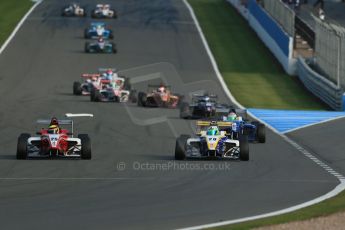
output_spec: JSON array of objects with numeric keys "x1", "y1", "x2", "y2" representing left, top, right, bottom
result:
[{"x1": 0, "y1": 0, "x2": 339, "y2": 229}]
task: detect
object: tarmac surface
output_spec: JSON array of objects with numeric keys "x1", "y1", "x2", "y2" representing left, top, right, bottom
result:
[{"x1": 0, "y1": 0, "x2": 340, "y2": 229}]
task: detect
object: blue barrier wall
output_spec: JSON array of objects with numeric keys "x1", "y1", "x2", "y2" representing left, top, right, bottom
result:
[{"x1": 248, "y1": 0, "x2": 290, "y2": 57}]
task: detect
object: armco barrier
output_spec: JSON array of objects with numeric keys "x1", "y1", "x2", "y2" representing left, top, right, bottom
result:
[
  {"x1": 297, "y1": 57, "x2": 344, "y2": 111},
  {"x1": 247, "y1": 0, "x2": 296, "y2": 75}
]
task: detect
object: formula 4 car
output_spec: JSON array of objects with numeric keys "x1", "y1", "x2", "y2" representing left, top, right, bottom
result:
[
  {"x1": 175, "y1": 120, "x2": 249, "y2": 161},
  {"x1": 16, "y1": 114, "x2": 93, "y2": 159},
  {"x1": 91, "y1": 4, "x2": 117, "y2": 18},
  {"x1": 73, "y1": 73, "x2": 102, "y2": 95},
  {"x1": 84, "y1": 22, "x2": 114, "y2": 39},
  {"x1": 85, "y1": 37, "x2": 116, "y2": 53},
  {"x1": 90, "y1": 78, "x2": 136, "y2": 103},
  {"x1": 180, "y1": 93, "x2": 230, "y2": 119},
  {"x1": 62, "y1": 3, "x2": 86, "y2": 17},
  {"x1": 222, "y1": 109, "x2": 266, "y2": 143},
  {"x1": 137, "y1": 84, "x2": 182, "y2": 108}
]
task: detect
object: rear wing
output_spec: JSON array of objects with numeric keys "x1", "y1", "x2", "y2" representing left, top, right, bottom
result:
[
  {"x1": 98, "y1": 68, "x2": 117, "y2": 72},
  {"x1": 36, "y1": 119, "x2": 72, "y2": 125},
  {"x1": 90, "y1": 22, "x2": 105, "y2": 27},
  {"x1": 81, "y1": 73, "x2": 100, "y2": 78},
  {"x1": 37, "y1": 114, "x2": 93, "y2": 137},
  {"x1": 192, "y1": 93, "x2": 217, "y2": 98},
  {"x1": 196, "y1": 120, "x2": 232, "y2": 127},
  {"x1": 147, "y1": 84, "x2": 171, "y2": 89}
]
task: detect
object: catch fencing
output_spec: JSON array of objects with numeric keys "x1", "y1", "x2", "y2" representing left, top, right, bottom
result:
[
  {"x1": 262, "y1": 0, "x2": 295, "y2": 36},
  {"x1": 297, "y1": 57, "x2": 344, "y2": 110},
  {"x1": 313, "y1": 14, "x2": 345, "y2": 90}
]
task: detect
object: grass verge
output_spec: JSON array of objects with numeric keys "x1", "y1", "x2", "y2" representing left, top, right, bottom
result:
[
  {"x1": 0, "y1": 0, "x2": 33, "y2": 46},
  {"x1": 209, "y1": 189, "x2": 345, "y2": 229},
  {"x1": 188, "y1": 0, "x2": 327, "y2": 110}
]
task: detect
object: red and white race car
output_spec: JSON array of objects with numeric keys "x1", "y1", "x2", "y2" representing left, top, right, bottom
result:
[
  {"x1": 73, "y1": 73, "x2": 102, "y2": 96},
  {"x1": 90, "y1": 78, "x2": 137, "y2": 103},
  {"x1": 16, "y1": 113, "x2": 93, "y2": 159}
]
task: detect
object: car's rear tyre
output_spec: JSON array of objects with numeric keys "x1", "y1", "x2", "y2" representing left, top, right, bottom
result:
[
  {"x1": 17, "y1": 133, "x2": 30, "y2": 159},
  {"x1": 78, "y1": 134, "x2": 91, "y2": 159},
  {"x1": 179, "y1": 102, "x2": 190, "y2": 119},
  {"x1": 90, "y1": 87, "x2": 96, "y2": 101},
  {"x1": 123, "y1": 77, "x2": 131, "y2": 90},
  {"x1": 137, "y1": 92, "x2": 147, "y2": 107},
  {"x1": 94, "y1": 90, "x2": 101, "y2": 102},
  {"x1": 84, "y1": 28, "x2": 90, "y2": 39},
  {"x1": 109, "y1": 30, "x2": 114, "y2": 39},
  {"x1": 257, "y1": 123, "x2": 266, "y2": 143},
  {"x1": 111, "y1": 43, "x2": 117, "y2": 53},
  {"x1": 85, "y1": 42, "x2": 90, "y2": 53},
  {"x1": 73, "y1": 81, "x2": 82, "y2": 95},
  {"x1": 175, "y1": 135, "x2": 190, "y2": 160},
  {"x1": 129, "y1": 90, "x2": 137, "y2": 103},
  {"x1": 239, "y1": 135, "x2": 249, "y2": 161}
]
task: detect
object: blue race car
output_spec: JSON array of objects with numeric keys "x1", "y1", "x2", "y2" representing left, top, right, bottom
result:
[
  {"x1": 85, "y1": 38, "x2": 117, "y2": 53},
  {"x1": 84, "y1": 22, "x2": 113, "y2": 39},
  {"x1": 222, "y1": 109, "x2": 266, "y2": 143}
]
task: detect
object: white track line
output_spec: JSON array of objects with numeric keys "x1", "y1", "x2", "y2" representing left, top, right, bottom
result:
[
  {"x1": 0, "y1": 0, "x2": 43, "y2": 55},
  {"x1": 181, "y1": 0, "x2": 345, "y2": 229},
  {"x1": 283, "y1": 115, "x2": 345, "y2": 134}
]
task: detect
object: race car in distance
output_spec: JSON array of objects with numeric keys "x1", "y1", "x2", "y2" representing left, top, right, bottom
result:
[
  {"x1": 73, "y1": 73, "x2": 102, "y2": 95},
  {"x1": 90, "y1": 79, "x2": 136, "y2": 103},
  {"x1": 180, "y1": 93, "x2": 230, "y2": 119},
  {"x1": 222, "y1": 109, "x2": 266, "y2": 143},
  {"x1": 62, "y1": 3, "x2": 86, "y2": 17},
  {"x1": 137, "y1": 84, "x2": 182, "y2": 108},
  {"x1": 85, "y1": 37, "x2": 116, "y2": 53},
  {"x1": 84, "y1": 22, "x2": 114, "y2": 39},
  {"x1": 73, "y1": 68, "x2": 131, "y2": 96},
  {"x1": 16, "y1": 114, "x2": 93, "y2": 159},
  {"x1": 175, "y1": 120, "x2": 249, "y2": 161},
  {"x1": 91, "y1": 4, "x2": 117, "y2": 18}
]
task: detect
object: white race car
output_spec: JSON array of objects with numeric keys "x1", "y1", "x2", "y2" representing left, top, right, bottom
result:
[
  {"x1": 62, "y1": 3, "x2": 86, "y2": 17},
  {"x1": 175, "y1": 120, "x2": 249, "y2": 160},
  {"x1": 91, "y1": 4, "x2": 117, "y2": 18}
]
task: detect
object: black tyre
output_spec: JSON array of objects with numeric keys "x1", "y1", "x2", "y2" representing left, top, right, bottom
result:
[
  {"x1": 129, "y1": 90, "x2": 137, "y2": 103},
  {"x1": 85, "y1": 42, "x2": 90, "y2": 53},
  {"x1": 179, "y1": 102, "x2": 190, "y2": 119},
  {"x1": 73, "y1": 81, "x2": 82, "y2": 95},
  {"x1": 91, "y1": 10, "x2": 96, "y2": 18},
  {"x1": 109, "y1": 30, "x2": 114, "y2": 39},
  {"x1": 90, "y1": 87, "x2": 96, "y2": 101},
  {"x1": 112, "y1": 10, "x2": 118, "y2": 18},
  {"x1": 123, "y1": 77, "x2": 131, "y2": 90},
  {"x1": 78, "y1": 134, "x2": 91, "y2": 159},
  {"x1": 84, "y1": 28, "x2": 90, "y2": 39},
  {"x1": 94, "y1": 90, "x2": 101, "y2": 102},
  {"x1": 239, "y1": 135, "x2": 249, "y2": 161},
  {"x1": 175, "y1": 135, "x2": 190, "y2": 160},
  {"x1": 17, "y1": 133, "x2": 30, "y2": 159},
  {"x1": 137, "y1": 92, "x2": 147, "y2": 107},
  {"x1": 257, "y1": 123, "x2": 266, "y2": 143},
  {"x1": 111, "y1": 43, "x2": 117, "y2": 53}
]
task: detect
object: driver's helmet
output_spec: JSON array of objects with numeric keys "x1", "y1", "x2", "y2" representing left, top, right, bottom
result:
[
  {"x1": 235, "y1": 116, "x2": 243, "y2": 121},
  {"x1": 92, "y1": 76, "x2": 98, "y2": 81},
  {"x1": 206, "y1": 126, "x2": 219, "y2": 136},
  {"x1": 48, "y1": 125, "x2": 60, "y2": 134},
  {"x1": 227, "y1": 112, "x2": 237, "y2": 122},
  {"x1": 98, "y1": 37, "x2": 104, "y2": 43},
  {"x1": 50, "y1": 117, "x2": 59, "y2": 126},
  {"x1": 106, "y1": 69, "x2": 113, "y2": 76}
]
